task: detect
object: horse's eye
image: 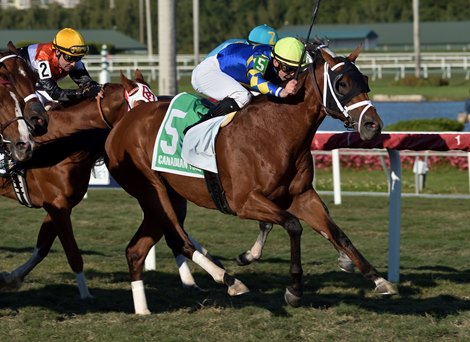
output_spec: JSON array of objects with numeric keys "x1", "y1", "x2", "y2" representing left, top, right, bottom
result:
[{"x1": 335, "y1": 78, "x2": 346, "y2": 92}]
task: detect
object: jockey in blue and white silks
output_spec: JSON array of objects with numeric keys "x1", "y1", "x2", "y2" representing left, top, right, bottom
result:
[{"x1": 191, "y1": 37, "x2": 306, "y2": 118}]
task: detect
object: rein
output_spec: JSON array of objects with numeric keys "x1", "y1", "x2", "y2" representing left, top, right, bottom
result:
[{"x1": 96, "y1": 96, "x2": 113, "y2": 129}]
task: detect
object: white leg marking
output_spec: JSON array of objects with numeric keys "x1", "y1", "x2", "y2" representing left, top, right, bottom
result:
[
  {"x1": 176, "y1": 254, "x2": 196, "y2": 287},
  {"x1": 75, "y1": 272, "x2": 93, "y2": 299},
  {"x1": 192, "y1": 250, "x2": 224, "y2": 283},
  {"x1": 131, "y1": 280, "x2": 151, "y2": 315}
]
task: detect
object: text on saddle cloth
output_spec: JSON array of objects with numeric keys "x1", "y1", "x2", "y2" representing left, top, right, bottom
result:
[{"x1": 151, "y1": 92, "x2": 237, "y2": 177}]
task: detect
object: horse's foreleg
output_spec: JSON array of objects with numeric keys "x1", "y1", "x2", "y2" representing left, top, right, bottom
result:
[
  {"x1": 237, "y1": 193, "x2": 304, "y2": 307},
  {"x1": 289, "y1": 189, "x2": 398, "y2": 295},
  {"x1": 236, "y1": 221, "x2": 273, "y2": 266},
  {"x1": 281, "y1": 217, "x2": 303, "y2": 308},
  {"x1": 45, "y1": 206, "x2": 92, "y2": 299}
]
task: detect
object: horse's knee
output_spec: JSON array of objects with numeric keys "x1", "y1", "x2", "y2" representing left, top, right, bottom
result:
[
  {"x1": 126, "y1": 247, "x2": 143, "y2": 273},
  {"x1": 285, "y1": 218, "x2": 302, "y2": 236}
]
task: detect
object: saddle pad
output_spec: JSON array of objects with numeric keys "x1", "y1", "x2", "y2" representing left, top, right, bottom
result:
[{"x1": 151, "y1": 92, "x2": 208, "y2": 178}]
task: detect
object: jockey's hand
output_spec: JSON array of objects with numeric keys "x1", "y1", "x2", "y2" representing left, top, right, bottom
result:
[
  {"x1": 280, "y1": 79, "x2": 298, "y2": 98},
  {"x1": 80, "y1": 82, "x2": 102, "y2": 98}
]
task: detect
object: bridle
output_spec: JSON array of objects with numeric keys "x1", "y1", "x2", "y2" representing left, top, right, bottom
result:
[
  {"x1": 308, "y1": 47, "x2": 374, "y2": 132},
  {"x1": 0, "y1": 79, "x2": 35, "y2": 157}
]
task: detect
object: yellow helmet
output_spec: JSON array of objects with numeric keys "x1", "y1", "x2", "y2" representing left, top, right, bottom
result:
[
  {"x1": 272, "y1": 37, "x2": 306, "y2": 67},
  {"x1": 52, "y1": 28, "x2": 89, "y2": 56}
]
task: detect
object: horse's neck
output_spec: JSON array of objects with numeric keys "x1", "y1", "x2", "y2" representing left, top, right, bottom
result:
[
  {"x1": 275, "y1": 69, "x2": 325, "y2": 142},
  {"x1": 35, "y1": 101, "x2": 108, "y2": 142}
]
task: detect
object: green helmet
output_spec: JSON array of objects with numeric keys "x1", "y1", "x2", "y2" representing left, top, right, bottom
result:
[{"x1": 272, "y1": 37, "x2": 306, "y2": 67}]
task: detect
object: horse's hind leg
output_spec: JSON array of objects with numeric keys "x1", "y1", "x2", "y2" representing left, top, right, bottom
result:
[
  {"x1": 290, "y1": 189, "x2": 397, "y2": 295},
  {"x1": 236, "y1": 221, "x2": 273, "y2": 266},
  {"x1": 164, "y1": 190, "x2": 223, "y2": 290}
]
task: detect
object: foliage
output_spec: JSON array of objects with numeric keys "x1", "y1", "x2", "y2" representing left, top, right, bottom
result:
[
  {"x1": 393, "y1": 76, "x2": 449, "y2": 87},
  {"x1": 385, "y1": 118, "x2": 464, "y2": 131},
  {"x1": 1, "y1": 0, "x2": 470, "y2": 53}
]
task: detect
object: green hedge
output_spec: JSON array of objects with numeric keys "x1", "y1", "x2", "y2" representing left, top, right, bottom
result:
[{"x1": 385, "y1": 118, "x2": 464, "y2": 131}]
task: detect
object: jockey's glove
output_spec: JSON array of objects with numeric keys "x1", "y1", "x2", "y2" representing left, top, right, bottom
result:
[{"x1": 80, "y1": 82, "x2": 102, "y2": 98}]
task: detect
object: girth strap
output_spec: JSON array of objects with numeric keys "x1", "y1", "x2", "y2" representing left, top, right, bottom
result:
[
  {"x1": 203, "y1": 170, "x2": 236, "y2": 215},
  {"x1": 10, "y1": 169, "x2": 35, "y2": 208}
]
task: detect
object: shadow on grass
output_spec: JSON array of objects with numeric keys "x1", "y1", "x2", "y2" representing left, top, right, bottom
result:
[{"x1": 0, "y1": 265, "x2": 468, "y2": 318}]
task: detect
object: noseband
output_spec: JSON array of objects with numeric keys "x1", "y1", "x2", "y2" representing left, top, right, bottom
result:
[{"x1": 309, "y1": 50, "x2": 374, "y2": 131}]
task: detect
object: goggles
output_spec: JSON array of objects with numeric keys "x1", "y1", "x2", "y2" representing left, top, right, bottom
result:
[
  {"x1": 276, "y1": 60, "x2": 297, "y2": 74},
  {"x1": 53, "y1": 43, "x2": 89, "y2": 56},
  {"x1": 61, "y1": 53, "x2": 82, "y2": 62}
]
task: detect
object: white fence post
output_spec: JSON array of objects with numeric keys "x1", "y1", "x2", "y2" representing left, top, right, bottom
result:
[
  {"x1": 332, "y1": 149, "x2": 342, "y2": 205},
  {"x1": 387, "y1": 149, "x2": 402, "y2": 283}
]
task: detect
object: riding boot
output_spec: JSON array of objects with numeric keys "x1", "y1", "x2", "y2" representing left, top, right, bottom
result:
[
  {"x1": 206, "y1": 97, "x2": 241, "y2": 118},
  {"x1": 184, "y1": 97, "x2": 241, "y2": 134}
]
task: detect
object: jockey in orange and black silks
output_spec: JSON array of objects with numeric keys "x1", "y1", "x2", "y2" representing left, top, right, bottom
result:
[
  {"x1": 17, "y1": 28, "x2": 101, "y2": 106},
  {"x1": 191, "y1": 37, "x2": 305, "y2": 118}
]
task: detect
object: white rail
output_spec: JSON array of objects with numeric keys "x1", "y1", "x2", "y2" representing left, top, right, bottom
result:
[{"x1": 82, "y1": 52, "x2": 470, "y2": 81}]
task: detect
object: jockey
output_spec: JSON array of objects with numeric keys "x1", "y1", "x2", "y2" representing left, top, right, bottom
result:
[
  {"x1": 18, "y1": 27, "x2": 101, "y2": 107},
  {"x1": 206, "y1": 24, "x2": 279, "y2": 58},
  {"x1": 191, "y1": 36, "x2": 306, "y2": 118}
]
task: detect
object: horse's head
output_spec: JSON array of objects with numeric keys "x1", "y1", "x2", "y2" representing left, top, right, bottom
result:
[
  {"x1": 307, "y1": 43, "x2": 383, "y2": 141},
  {"x1": 0, "y1": 80, "x2": 35, "y2": 162},
  {"x1": 1, "y1": 42, "x2": 49, "y2": 136},
  {"x1": 121, "y1": 69, "x2": 157, "y2": 109}
]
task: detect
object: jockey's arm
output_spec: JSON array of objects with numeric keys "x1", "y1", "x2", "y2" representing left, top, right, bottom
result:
[
  {"x1": 37, "y1": 77, "x2": 84, "y2": 102},
  {"x1": 247, "y1": 68, "x2": 283, "y2": 97}
]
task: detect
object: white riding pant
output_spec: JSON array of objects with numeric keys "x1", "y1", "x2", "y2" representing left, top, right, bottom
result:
[{"x1": 191, "y1": 55, "x2": 252, "y2": 108}]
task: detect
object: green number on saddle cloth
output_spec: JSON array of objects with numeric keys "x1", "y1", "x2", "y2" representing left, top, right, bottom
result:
[
  {"x1": 253, "y1": 55, "x2": 269, "y2": 73},
  {"x1": 152, "y1": 92, "x2": 208, "y2": 178}
]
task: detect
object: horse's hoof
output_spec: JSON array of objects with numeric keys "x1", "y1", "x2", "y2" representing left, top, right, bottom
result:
[
  {"x1": 0, "y1": 272, "x2": 22, "y2": 292},
  {"x1": 135, "y1": 309, "x2": 151, "y2": 315},
  {"x1": 236, "y1": 251, "x2": 253, "y2": 266},
  {"x1": 80, "y1": 294, "x2": 95, "y2": 301},
  {"x1": 284, "y1": 287, "x2": 302, "y2": 308},
  {"x1": 227, "y1": 279, "x2": 250, "y2": 296},
  {"x1": 338, "y1": 254, "x2": 355, "y2": 273},
  {"x1": 375, "y1": 278, "x2": 399, "y2": 295}
]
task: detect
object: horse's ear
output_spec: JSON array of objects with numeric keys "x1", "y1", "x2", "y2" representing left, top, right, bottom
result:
[
  {"x1": 120, "y1": 71, "x2": 137, "y2": 92},
  {"x1": 7, "y1": 41, "x2": 18, "y2": 53},
  {"x1": 348, "y1": 45, "x2": 362, "y2": 63},
  {"x1": 134, "y1": 69, "x2": 144, "y2": 83},
  {"x1": 320, "y1": 48, "x2": 336, "y2": 68}
]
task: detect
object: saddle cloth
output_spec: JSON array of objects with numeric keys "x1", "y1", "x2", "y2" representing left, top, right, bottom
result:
[{"x1": 151, "y1": 92, "x2": 236, "y2": 177}]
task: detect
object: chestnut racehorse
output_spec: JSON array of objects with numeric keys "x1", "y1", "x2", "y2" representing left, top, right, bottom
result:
[
  {"x1": 0, "y1": 72, "x2": 214, "y2": 298},
  {"x1": 105, "y1": 44, "x2": 398, "y2": 314}
]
